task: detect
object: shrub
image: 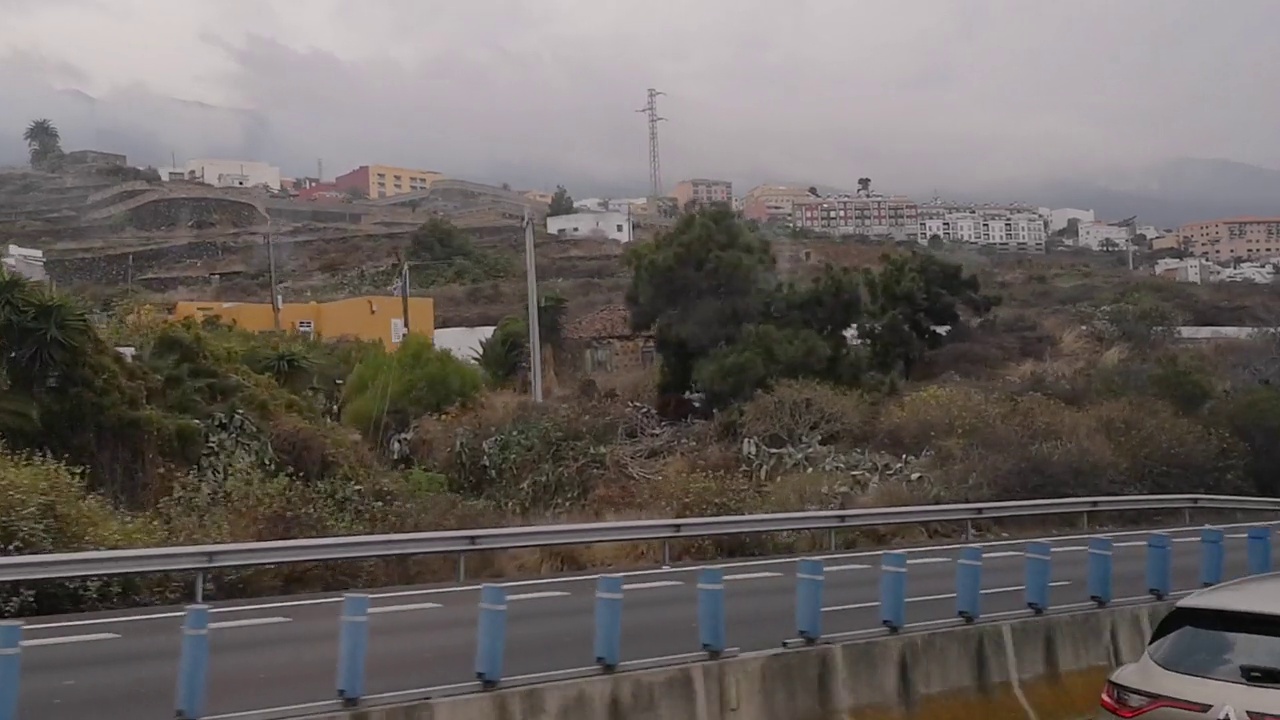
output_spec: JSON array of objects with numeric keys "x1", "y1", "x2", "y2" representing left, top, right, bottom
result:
[
  {"x1": 0, "y1": 447, "x2": 170, "y2": 615},
  {"x1": 734, "y1": 378, "x2": 876, "y2": 448},
  {"x1": 875, "y1": 386, "x2": 1244, "y2": 502},
  {"x1": 342, "y1": 334, "x2": 483, "y2": 441}
]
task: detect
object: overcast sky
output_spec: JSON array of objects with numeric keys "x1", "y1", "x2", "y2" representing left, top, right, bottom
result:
[{"x1": 2, "y1": 0, "x2": 1279, "y2": 198}]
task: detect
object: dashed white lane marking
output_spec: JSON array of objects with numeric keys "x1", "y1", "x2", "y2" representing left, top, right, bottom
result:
[
  {"x1": 985, "y1": 551, "x2": 1023, "y2": 558},
  {"x1": 208, "y1": 616, "x2": 292, "y2": 630},
  {"x1": 369, "y1": 602, "x2": 443, "y2": 614},
  {"x1": 827, "y1": 563, "x2": 873, "y2": 571},
  {"x1": 21, "y1": 632, "x2": 121, "y2": 647},
  {"x1": 822, "y1": 581, "x2": 1072, "y2": 612},
  {"x1": 623, "y1": 581, "x2": 684, "y2": 590},
  {"x1": 506, "y1": 591, "x2": 571, "y2": 602},
  {"x1": 723, "y1": 571, "x2": 783, "y2": 581},
  {"x1": 907, "y1": 557, "x2": 950, "y2": 565}
]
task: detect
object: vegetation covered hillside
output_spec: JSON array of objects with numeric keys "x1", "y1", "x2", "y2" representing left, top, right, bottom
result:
[{"x1": 3, "y1": 207, "x2": 1280, "y2": 616}]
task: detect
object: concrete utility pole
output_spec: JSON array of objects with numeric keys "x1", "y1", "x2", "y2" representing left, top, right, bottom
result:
[
  {"x1": 266, "y1": 219, "x2": 281, "y2": 330},
  {"x1": 524, "y1": 208, "x2": 544, "y2": 402},
  {"x1": 636, "y1": 88, "x2": 666, "y2": 203}
]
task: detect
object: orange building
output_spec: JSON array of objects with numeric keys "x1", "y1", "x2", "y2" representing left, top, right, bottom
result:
[{"x1": 171, "y1": 296, "x2": 434, "y2": 347}]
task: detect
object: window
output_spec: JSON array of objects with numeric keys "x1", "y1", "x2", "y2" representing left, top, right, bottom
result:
[
  {"x1": 616, "y1": 224, "x2": 624, "y2": 232},
  {"x1": 1147, "y1": 607, "x2": 1280, "y2": 687}
]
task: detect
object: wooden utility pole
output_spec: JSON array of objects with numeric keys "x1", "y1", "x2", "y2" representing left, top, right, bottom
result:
[
  {"x1": 399, "y1": 261, "x2": 411, "y2": 335},
  {"x1": 266, "y1": 219, "x2": 280, "y2": 330}
]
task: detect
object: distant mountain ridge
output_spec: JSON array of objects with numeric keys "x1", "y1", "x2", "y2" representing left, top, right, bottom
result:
[
  {"x1": 2, "y1": 78, "x2": 1275, "y2": 228},
  {"x1": 1010, "y1": 158, "x2": 1280, "y2": 228}
]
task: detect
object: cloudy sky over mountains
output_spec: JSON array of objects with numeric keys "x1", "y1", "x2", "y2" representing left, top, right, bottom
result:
[{"x1": 3, "y1": 0, "x2": 1280, "y2": 205}]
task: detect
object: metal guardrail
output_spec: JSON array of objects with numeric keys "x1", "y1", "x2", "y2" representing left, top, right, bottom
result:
[{"x1": 0, "y1": 494, "x2": 1276, "y2": 582}]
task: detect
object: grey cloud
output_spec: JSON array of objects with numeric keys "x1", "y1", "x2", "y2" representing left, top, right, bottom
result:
[{"x1": 1, "y1": 0, "x2": 1280, "y2": 212}]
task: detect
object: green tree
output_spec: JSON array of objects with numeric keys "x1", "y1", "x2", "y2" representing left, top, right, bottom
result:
[
  {"x1": 23, "y1": 119, "x2": 63, "y2": 170},
  {"x1": 478, "y1": 294, "x2": 568, "y2": 385},
  {"x1": 927, "y1": 233, "x2": 944, "y2": 249},
  {"x1": 341, "y1": 334, "x2": 483, "y2": 441},
  {"x1": 548, "y1": 185, "x2": 575, "y2": 216},
  {"x1": 861, "y1": 252, "x2": 997, "y2": 379},
  {"x1": 626, "y1": 208, "x2": 868, "y2": 408},
  {"x1": 626, "y1": 207, "x2": 775, "y2": 397}
]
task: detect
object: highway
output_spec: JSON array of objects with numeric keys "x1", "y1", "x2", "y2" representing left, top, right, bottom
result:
[{"x1": 13, "y1": 523, "x2": 1271, "y2": 719}]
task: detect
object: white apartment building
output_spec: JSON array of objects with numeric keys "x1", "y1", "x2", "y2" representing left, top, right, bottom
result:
[
  {"x1": 546, "y1": 211, "x2": 635, "y2": 243},
  {"x1": 919, "y1": 211, "x2": 1046, "y2": 253},
  {"x1": 791, "y1": 194, "x2": 919, "y2": 242},
  {"x1": 1076, "y1": 221, "x2": 1132, "y2": 251},
  {"x1": 184, "y1": 159, "x2": 282, "y2": 190}
]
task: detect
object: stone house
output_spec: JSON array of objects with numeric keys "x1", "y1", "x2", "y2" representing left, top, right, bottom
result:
[{"x1": 563, "y1": 304, "x2": 656, "y2": 374}]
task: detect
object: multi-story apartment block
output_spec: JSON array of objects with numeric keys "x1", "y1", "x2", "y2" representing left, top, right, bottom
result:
[
  {"x1": 919, "y1": 211, "x2": 1046, "y2": 253},
  {"x1": 334, "y1": 164, "x2": 443, "y2": 199},
  {"x1": 742, "y1": 185, "x2": 816, "y2": 223},
  {"x1": 791, "y1": 194, "x2": 919, "y2": 241},
  {"x1": 1164, "y1": 217, "x2": 1280, "y2": 261},
  {"x1": 672, "y1": 178, "x2": 733, "y2": 210}
]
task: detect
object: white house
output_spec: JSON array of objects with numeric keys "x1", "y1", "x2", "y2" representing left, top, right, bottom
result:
[
  {"x1": 546, "y1": 211, "x2": 635, "y2": 243},
  {"x1": 3, "y1": 244, "x2": 45, "y2": 282},
  {"x1": 184, "y1": 159, "x2": 282, "y2": 190},
  {"x1": 1077, "y1": 221, "x2": 1132, "y2": 251},
  {"x1": 1044, "y1": 207, "x2": 1096, "y2": 234}
]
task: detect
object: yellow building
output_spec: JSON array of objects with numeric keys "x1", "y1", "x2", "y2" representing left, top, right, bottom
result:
[
  {"x1": 172, "y1": 296, "x2": 435, "y2": 347},
  {"x1": 334, "y1": 164, "x2": 443, "y2": 200}
]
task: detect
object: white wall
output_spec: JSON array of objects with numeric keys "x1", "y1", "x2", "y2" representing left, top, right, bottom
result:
[
  {"x1": 546, "y1": 211, "x2": 634, "y2": 243},
  {"x1": 434, "y1": 326, "x2": 496, "y2": 362},
  {"x1": 1049, "y1": 207, "x2": 1095, "y2": 233},
  {"x1": 185, "y1": 159, "x2": 282, "y2": 190}
]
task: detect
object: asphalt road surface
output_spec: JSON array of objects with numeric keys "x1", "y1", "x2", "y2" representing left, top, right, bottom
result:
[{"x1": 14, "y1": 522, "x2": 1274, "y2": 719}]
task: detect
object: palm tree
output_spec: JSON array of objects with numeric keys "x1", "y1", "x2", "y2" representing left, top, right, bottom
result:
[
  {"x1": 249, "y1": 346, "x2": 316, "y2": 389},
  {"x1": 23, "y1": 119, "x2": 62, "y2": 169}
]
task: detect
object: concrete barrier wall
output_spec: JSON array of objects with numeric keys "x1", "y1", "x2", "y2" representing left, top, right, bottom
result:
[{"x1": 303, "y1": 600, "x2": 1175, "y2": 720}]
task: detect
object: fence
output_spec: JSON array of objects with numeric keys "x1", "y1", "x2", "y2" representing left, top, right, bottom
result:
[{"x1": 0, "y1": 495, "x2": 1278, "y2": 719}]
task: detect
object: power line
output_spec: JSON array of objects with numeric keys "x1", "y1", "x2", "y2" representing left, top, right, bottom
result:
[{"x1": 636, "y1": 88, "x2": 666, "y2": 202}]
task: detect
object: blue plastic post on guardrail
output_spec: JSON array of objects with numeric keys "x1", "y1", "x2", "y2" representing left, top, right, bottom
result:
[
  {"x1": 0, "y1": 621, "x2": 20, "y2": 720},
  {"x1": 335, "y1": 593, "x2": 370, "y2": 705},
  {"x1": 795, "y1": 557, "x2": 824, "y2": 643},
  {"x1": 594, "y1": 575, "x2": 623, "y2": 669},
  {"x1": 1025, "y1": 541, "x2": 1051, "y2": 614},
  {"x1": 697, "y1": 567, "x2": 726, "y2": 656},
  {"x1": 1087, "y1": 537, "x2": 1112, "y2": 607},
  {"x1": 1146, "y1": 533, "x2": 1172, "y2": 600},
  {"x1": 1248, "y1": 526, "x2": 1273, "y2": 575},
  {"x1": 955, "y1": 546, "x2": 982, "y2": 623},
  {"x1": 879, "y1": 551, "x2": 907, "y2": 632},
  {"x1": 474, "y1": 584, "x2": 507, "y2": 687},
  {"x1": 175, "y1": 604, "x2": 211, "y2": 720},
  {"x1": 1200, "y1": 527, "x2": 1224, "y2": 587}
]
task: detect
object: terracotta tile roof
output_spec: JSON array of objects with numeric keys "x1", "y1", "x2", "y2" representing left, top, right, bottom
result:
[{"x1": 564, "y1": 304, "x2": 642, "y2": 340}]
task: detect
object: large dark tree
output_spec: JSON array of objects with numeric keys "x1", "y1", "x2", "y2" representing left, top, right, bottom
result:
[
  {"x1": 861, "y1": 252, "x2": 997, "y2": 378},
  {"x1": 548, "y1": 185, "x2": 575, "y2": 216},
  {"x1": 626, "y1": 208, "x2": 995, "y2": 408}
]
